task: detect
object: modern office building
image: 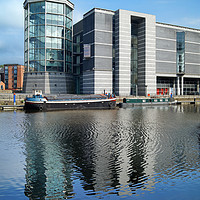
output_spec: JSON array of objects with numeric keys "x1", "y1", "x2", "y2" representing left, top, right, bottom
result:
[
  {"x1": 4, "y1": 64, "x2": 25, "y2": 90},
  {"x1": 73, "y1": 8, "x2": 200, "y2": 96},
  {"x1": 23, "y1": 0, "x2": 74, "y2": 94}
]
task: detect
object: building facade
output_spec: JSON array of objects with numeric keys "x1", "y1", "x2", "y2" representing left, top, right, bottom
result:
[
  {"x1": 156, "y1": 23, "x2": 200, "y2": 95},
  {"x1": 74, "y1": 8, "x2": 200, "y2": 96},
  {"x1": 4, "y1": 64, "x2": 25, "y2": 90},
  {"x1": 23, "y1": 0, "x2": 74, "y2": 94}
]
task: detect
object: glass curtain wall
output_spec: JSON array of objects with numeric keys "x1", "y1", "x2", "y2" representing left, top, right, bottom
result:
[
  {"x1": 131, "y1": 22, "x2": 138, "y2": 96},
  {"x1": 176, "y1": 32, "x2": 185, "y2": 74},
  {"x1": 24, "y1": 1, "x2": 73, "y2": 73}
]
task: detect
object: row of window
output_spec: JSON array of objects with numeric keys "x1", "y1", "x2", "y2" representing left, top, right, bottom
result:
[
  {"x1": 28, "y1": 61, "x2": 72, "y2": 73},
  {"x1": 28, "y1": 1, "x2": 72, "y2": 18},
  {"x1": 26, "y1": 26, "x2": 72, "y2": 41},
  {"x1": 25, "y1": 38, "x2": 72, "y2": 53},
  {"x1": 27, "y1": 14, "x2": 72, "y2": 28},
  {"x1": 27, "y1": 49, "x2": 72, "y2": 62}
]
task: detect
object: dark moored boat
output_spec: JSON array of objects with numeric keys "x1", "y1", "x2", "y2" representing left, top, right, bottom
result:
[{"x1": 24, "y1": 90, "x2": 116, "y2": 111}]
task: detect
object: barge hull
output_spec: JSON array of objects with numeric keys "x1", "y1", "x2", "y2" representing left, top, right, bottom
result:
[{"x1": 25, "y1": 99, "x2": 116, "y2": 111}]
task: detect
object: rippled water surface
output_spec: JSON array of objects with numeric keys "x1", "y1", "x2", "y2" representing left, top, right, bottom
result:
[{"x1": 1, "y1": 105, "x2": 200, "y2": 200}]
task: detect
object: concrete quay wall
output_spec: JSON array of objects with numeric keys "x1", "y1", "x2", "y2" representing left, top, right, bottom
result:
[{"x1": 0, "y1": 94, "x2": 29, "y2": 105}]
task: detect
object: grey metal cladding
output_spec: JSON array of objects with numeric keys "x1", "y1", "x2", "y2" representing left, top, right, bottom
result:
[
  {"x1": 156, "y1": 38, "x2": 176, "y2": 50},
  {"x1": 156, "y1": 26, "x2": 176, "y2": 39},
  {"x1": 95, "y1": 31, "x2": 112, "y2": 44},
  {"x1": 83, "y1": 13, "x2": 94, "y2": 34},
  {"x1": 95, "y1": 57, "x2": 113, "y2": 70},
  {"x1": 83, "y1": 32, "x2": 94, "y2": 44},
  {"x1": 186, "y1": 31, "x2": 200, "y2": 43},
  {"x1": 74, "y1": 20, "x2": 83, "y2": 35},
  {"x1": 95, "y1": 44, "x2": 112, "y2": 57},
  {"x1": 156, "y1": 62, "x2": 176, "y2": 73},
  {"x1": 83, "y1": 58, "x2": 95, "y2": 71},
  {"x1": 95, "y1": 12, "x2": 113, "y2": 31},
  {"x1": 156, "y1": 50, "x2": 176, "y2": 62},
  {"x1": 185, "y1": 53, "x2": 200, "y2": 64},
  {"x1": 185, "y1": 64, "x2": 200, "y2": 74},
  {"x1": 185, "y1": 42, "x2": 200, "y2": 53}
]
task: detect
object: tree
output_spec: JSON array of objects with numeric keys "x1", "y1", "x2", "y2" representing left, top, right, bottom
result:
[{"x1": 0, "y1": 65, "x2": 3, "y2": 68}]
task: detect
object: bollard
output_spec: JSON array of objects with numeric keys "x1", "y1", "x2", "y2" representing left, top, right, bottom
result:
[{"x1": 14, "y1": 93, "x2": 16, "y2": 106}]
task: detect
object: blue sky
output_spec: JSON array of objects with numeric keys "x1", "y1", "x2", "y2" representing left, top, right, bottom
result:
[{"x1": 0, "y1": 0, "x2": 199, "y2": 65}]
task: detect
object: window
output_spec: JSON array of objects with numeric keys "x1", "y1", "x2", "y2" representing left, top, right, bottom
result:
[
  {"x1": 30, "y1": 2, "x2": 45, "y2": 14},
  {"x1": 176, "y1": 32, "x2": 185, "y2": 74},
  {"x1": 46, "y1": 2, "x2": 63, "y2": 14}
]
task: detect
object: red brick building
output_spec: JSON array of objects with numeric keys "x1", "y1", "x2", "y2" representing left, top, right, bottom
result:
[{"x1": 4, "y1": 64, "x2": 25, "y2": 90}]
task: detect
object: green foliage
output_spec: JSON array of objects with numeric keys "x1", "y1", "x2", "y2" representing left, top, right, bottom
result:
[{"x1": 0, "y1": 65, "x2": 3, "y2": 68}]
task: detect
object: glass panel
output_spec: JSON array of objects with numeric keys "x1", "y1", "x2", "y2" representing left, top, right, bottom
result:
[
  {"x1": 66, "y1": 40, "x2": 72, "y2": 51},
  {"x1": 52, "y1": 14, "x2": 57, "y2": 25},
  {"x1": 29, "y1": 25, "x2": 45, "y2": 37},
  {"x1": 37, "y1": 14, "x2": 45, "y2": 25},
  {"x1": 29, "y1": 26, "x2": 34, "y2": 37},
  {"x1": 52, "y1": 26, "x2": 57, "y2": 37},
  {"x1": 176, "y1": 32, "x2": 185, "y2": 73},
  {"x1": 57, "y1": 26, "x2": 64, "y2": 37},
  {"x1": 36, "y1": 37, "x2": 45, "y2": 49},
  {"x1": 25, "y1": 29, "x2": 28, "y2": 40},
  {"x1": 57, "y1": 4, "x2": 63, "y2": 15},
  {"x1": 29, "y1": 61, "x2": 34, "y2": 71},
  {"x1": 29, "y1": 49, "x2": 34, "y2": 60},
  {"x1": 52, "y1": 38, "x2": 57, "y2": 49},
  {"x1": 65, "y1": 29, "x2": 72, "y2": 40},
  {"x1": 29, "y1": 37, "x2": 35, "y2": 49},
  {"x1": 65, "y1": 51, "x2": 72, "y2": 63},
  {"x1": 35, "y1": 48, "x2": 45, "y2": 60},
  {"x1": 46, "y1": 25, "x2": 51, "y2": 36},
  {"x1": 30, "y1": 2, "x2": 45, "y2": 14},
  {"x1": 46, "y1": 61, "x2": 64, "y2": 72},
  {"x1": 51, "y1": 3, "x2": 57, "y2": 13},
  {"x1": 39, "y1": 25, "x2": 45, "y2": 36},
  {"x1": 65, "y1": 6, "x2": 72, "y2": 18},
  {"x1": 65, "y1": 17, "x2": 72, "y2": 29},
  {"x1": 46, "y1": 49, "x2": 64, "y2": 61},
  {"x1": 25, "y1": 40, "x2": 28, "y2": 51},
  {"x1": 30, "y1": 14, "x2": 45, "y2": 25},
  {"x1": 46, "y1": 14, "x2": 51, "y2": 24},
  {"x1": 58, "y1": 15, "x2": 64, "y2": 26},
  {"x1": 46, "y1": 37, "x2": 51, "y2": 48},
  {"x1": 47, "y1": 2, "x2": 63, "y2": 14},
  {"x1": 57, "y1": 39, "x2": 62, "y2": 49},
  {"x1": 25, "y1": 51, "x2": 28, "y2": 63}
]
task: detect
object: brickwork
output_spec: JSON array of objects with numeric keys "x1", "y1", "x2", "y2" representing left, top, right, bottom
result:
[{"x1": 4, "y1": 64, "x2": 25, "y2": 90}]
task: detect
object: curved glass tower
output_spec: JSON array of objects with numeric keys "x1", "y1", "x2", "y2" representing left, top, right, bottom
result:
[{"x1": 23, "y1": 0, "x2": 74, "y2": 94}]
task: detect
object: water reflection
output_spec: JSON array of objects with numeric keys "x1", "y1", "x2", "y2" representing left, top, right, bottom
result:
[{"x1": 23, "y1": 105, "x2": 200, "y2": 199}]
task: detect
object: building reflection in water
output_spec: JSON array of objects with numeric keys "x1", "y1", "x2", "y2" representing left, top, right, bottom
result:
[{"x1": 23, "y1": 106, "x2": 200, "y2": 199}]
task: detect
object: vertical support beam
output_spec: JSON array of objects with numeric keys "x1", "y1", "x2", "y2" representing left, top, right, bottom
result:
[
  {"x1": 177, "y1": 76, "x2": 180, "y2": 95},
  {"x1": 197, "y1": 80, "x2": 200, "y2": 94},
  {"x1": 181, "y1": 76, "x2": 184, "y2": 95},
  {"x1": 173, "y1": 78, "x2": 176, "y2": 95}
]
